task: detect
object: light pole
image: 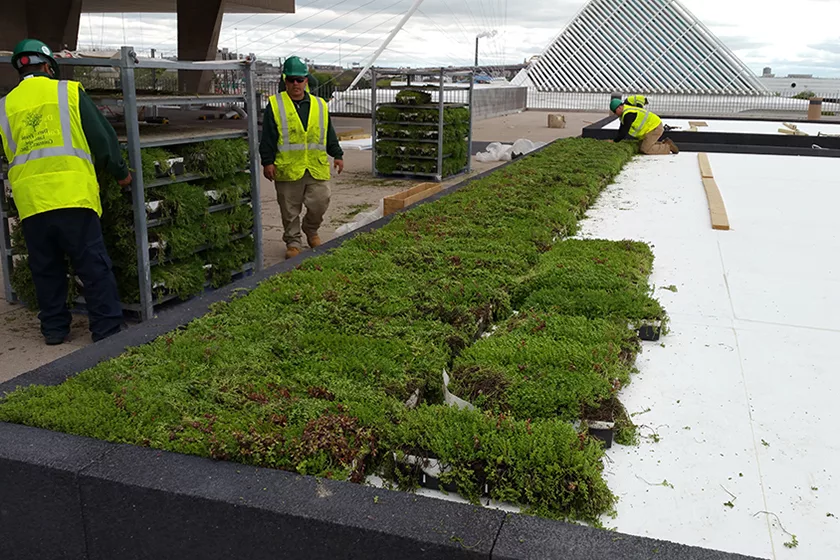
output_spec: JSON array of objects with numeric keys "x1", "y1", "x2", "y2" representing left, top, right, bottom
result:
[{"x1": 475, "y1": 30, "x2": 497, "y2": 68}]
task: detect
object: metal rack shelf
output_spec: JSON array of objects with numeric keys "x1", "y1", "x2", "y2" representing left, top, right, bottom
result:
[
  {"x1": 381, "y1": 85, "x2": 471, "y2": 92},
  {"x1": 145, "y1": 172, "x2": 210, "y2": 189},
  {"x1": 129, "y1": 261, "x2": 256, "y2": 311},
  {"x1": 147, "y1": 198, "x2": 252, "y2": 228},
  {"x1": 373, "y1": 68, "x2": 474, "y2": 77},
  {"x1": 149, "y1": 231, "x2": 254, "y2": 267},
  {"x1": 375, "y1": 121, "x2": 442, "y2": 127},
  {"x1": 377, "y1": 137, "x2": 442, "y2": 144},
  {"x1": 383, "y1": 104, "x2": 469, "y2": 109},
  {"x1": 378, "y1": 155, "x2": 452, "y2": 161},
  {"x1": 371, "y1": 67, "x2": 474, "y2": 183},
  {"x1": 145, "y1": 168, "x2": 249, "y2": 190},
  {"x1": 115, "y1": 128, "x2": 248, "y2": 149},
  {"x1": 93, "y1": 94, "x2": 246, "y2": 108},
  {"x1": 80, "y1": 262, "x2": 257, "y2": 314},
  {"x1": 0, "y1": 46, "x2": 264, "y2": 321}
]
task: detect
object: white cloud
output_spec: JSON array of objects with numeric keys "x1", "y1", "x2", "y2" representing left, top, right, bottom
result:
[{"x1": 75, "y1": 0, "x2": 840, "y2": 76}]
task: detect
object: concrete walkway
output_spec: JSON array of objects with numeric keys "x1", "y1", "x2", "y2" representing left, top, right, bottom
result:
[{"x1": 0, "y1": 110, "x2": 604, "y2": 383}]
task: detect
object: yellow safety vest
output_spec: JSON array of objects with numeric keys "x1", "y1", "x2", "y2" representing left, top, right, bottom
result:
[
  {"x1": 0, "y1": 77, "x2": 100, "y2": 221},
  {"x1": 268, "y1": 92, "x2": 330, "y2": 182},
  {"x1": 623, "y1": 106, "x2": 662, "y2": 139},
  {"x1": 626, "y1": 95, "x2": 648, "y2": 108}
]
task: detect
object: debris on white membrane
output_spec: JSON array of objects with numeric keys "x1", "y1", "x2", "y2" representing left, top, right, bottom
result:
[{"x1": 579, "y1": 152, "x2": 840, "y2": 559}]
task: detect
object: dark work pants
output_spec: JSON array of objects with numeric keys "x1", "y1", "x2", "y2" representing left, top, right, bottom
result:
[{"x1": 21, "y1": 208, "x2": 123, "y2": 342}]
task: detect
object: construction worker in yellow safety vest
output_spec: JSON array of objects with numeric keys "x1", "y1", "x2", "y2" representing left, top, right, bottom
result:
[
  {"x1": 625, "y1": 94, "x2": 648, "y2": 108},
  {"x1": 261, "y1": 56, "x2": 344, "y2": 260},
  {"x1": 609, "y1": 99, "x2": 679, "y2": 155},
  {"x1": 0, "y1": 39, "x2": 132, "y2": 345}
]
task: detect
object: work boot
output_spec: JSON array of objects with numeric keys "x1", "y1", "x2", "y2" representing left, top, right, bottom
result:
[
  {"x1": 44, "y1": 333, "x2": 68, "y2": 346},
  {"x1": 664, "y1": 138, "x2": 680, "y2": 154},
  {"x1": 306, "y1": 233, "x2": 322, "y2": 248},
  {"x1": 285, "y1": 247, "x2": 302, "y2": 260}
]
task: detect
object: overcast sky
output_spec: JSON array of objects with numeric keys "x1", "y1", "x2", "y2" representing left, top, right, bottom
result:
[{"x1": 76, "y1": 0, "x2": 840, "y2": 77}]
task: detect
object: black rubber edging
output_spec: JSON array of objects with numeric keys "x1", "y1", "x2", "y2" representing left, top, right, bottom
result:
[
  {"x1": 0, "y1": 421, "x2": 767, "y2": 560},
  {"x1": 582, "y1": 115, "x2": 840, "y2": 156},
  {"x1": 0, "y1": 142, "x2": 767, "y2": 560}
]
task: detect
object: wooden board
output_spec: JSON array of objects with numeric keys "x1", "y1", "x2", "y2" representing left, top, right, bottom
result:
[
  {"x1": 701, "y1": 177, "x2": 730, "y2": 231},
  {"x1": 688, "y1": 121, "x2": 708, "y2": 127},
  {"x1": 698, "y1": 153, "x2": 730, "y2": 231},
  {"x1": 383, "y1": 182, "x2": 442, "y2": 216},
  {"x1": 338, "y1": 133, "x2": 371, "y2": 141},
  {"x1": 697, "y1": 153, "x2": 714, "y2": 179},
  {"x1": 337, "y1": 127, "x2": 367, "y2": 140}
]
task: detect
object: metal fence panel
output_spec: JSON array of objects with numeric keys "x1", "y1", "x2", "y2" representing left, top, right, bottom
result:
[{"x1": 526, "y1": 89, "x2": 840, "y2": 120}]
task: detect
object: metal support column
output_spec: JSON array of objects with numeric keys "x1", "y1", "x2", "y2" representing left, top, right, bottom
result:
[
  {"x1": 370, "y1": 67, "x2": 378, "y2": 175},
  {"x1": 121, "y1": 47, "x2": 154, "y2": 321},
  {"x1": 467, "y1": 69, "x2": 475, "y2": 175},
  {"x1": 436, "y1": 68, "x2": 445, "y2": 182},
  {"x1": 243, "y1": 54, "x2": 263, "y2": 272},
  {"x1": 0, "y1": 164, "x2": 14, "y2": 303}
]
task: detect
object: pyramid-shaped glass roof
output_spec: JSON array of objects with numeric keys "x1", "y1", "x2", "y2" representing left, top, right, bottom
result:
[{"x1": 526, "y1": 0, "x2": 766, "y2": 95}]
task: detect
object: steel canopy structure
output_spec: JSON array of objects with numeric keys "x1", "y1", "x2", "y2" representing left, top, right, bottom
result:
[
  {"x1": 80, "y1": 0, "x2": 294, "y2": 12},
  {"x1": 523, "y1": 0, "x2": 765, "y2": 95}
]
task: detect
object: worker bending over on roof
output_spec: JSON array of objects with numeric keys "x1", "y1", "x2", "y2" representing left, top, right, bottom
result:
[
  {"x1": 625, "y1": 94, "x2": 648, "y2": 108},
  {"x1": 0, "y1": 39, "x2": 131, "y2": 346},
  {"x1": 609, "y1": 99, "x2": 679, "y2": 155},
  {"x1": 260, "y1": 56, "x2": 344, "y2": 260}
]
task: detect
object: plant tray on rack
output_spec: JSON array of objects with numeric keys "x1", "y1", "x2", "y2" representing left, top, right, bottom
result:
[
  {"x1": 154, "y1": 157, "x2": 185, "y2": 178},
  {"x1": 383, "y1": 183, "x2": 442, "y2": 216}
]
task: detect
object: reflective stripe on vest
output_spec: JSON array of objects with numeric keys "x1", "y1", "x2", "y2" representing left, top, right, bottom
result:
[
  {"x1": 274, "y1": 93, "x2": 327, "y2": 153},
  {"x1": 626, "y1": 95, "x2": 647, "y2": 108},
  {"x1": 0, "y1": 82, "x2": 93, "y2": 168},
  {"x1": 0, "y1": 78, "x2": 100, "y2": 220},
  {"x1": 623, "y1": 106, "x2": 661, "y2": 138},
  {"x1": 269, "y1": 92, "x2": 331, "y2": 182}
]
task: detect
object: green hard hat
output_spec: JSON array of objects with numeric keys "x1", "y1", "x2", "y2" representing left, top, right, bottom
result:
[
  {"x1": 283, "y1": 56, "x2": 308, "y2": 77},
  {"x1": 609, "y1": 98, "x2": 623, "y2": 113},
  {"x1": 11, "y1": 39, "x2": 58, "y2": 75}
]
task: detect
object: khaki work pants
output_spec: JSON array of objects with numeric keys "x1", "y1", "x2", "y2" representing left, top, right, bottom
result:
[
  {"x1": 274, "y1": 171, "x2": 331, "y2": 249},
  {"x1": 639, "y1": 125, "x2": 672, "y2": 155}
]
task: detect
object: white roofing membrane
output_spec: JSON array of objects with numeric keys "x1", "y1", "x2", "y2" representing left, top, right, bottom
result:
[
  {"x1": 600, "y1": 118, "x2": 840, "y2": 136},
  {"x1": 578, "y1": 153, "x2": 840, "y2": 559}
]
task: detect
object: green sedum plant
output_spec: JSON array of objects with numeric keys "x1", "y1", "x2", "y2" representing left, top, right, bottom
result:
[{"x1": 0, "y1": 138, "x2": 659, "y2": 524}]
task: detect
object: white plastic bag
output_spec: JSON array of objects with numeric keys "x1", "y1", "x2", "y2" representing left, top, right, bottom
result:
[
  {"x1": 475, "y1": 139, "x2": 546, "y2": 163},
  {"x1": 475, "y1": 142, "x2": 513, "y2": 162},
  {"x1": 334, "y1": 200, "x2": 384, "y2": 236},
  {"x1": 511, "y1": 138, "x2": 547, "y2": 156}
]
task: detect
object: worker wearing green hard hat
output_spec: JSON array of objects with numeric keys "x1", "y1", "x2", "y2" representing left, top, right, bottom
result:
[
  {"x1": 0, "y1": 38, "x2": 130, "y2": 345},
  {"x1": 260, "y1": 55, "x2": 343, "y2": 260},
  {"x1": 625, "y1": 94, "x2": 648, "y2": 108},
  {"x1": 11, "y1": 38, "x2": 60, "y2": 79},
  {"x1": 608, "y1": 98, "x2": 678, "y2": 155},
  {"x1": 279, "y1": 56, "x2": 320, "y2": 94}
]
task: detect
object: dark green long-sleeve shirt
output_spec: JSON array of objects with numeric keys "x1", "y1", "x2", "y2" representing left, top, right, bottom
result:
[
  {"x1": 260, "y1": 94, "x2": 343, "y2": 166},
  {"x1": 18, "y1": 72, "x2": 129, "y2": 181},
  {"x1": 79, "y1": 89, "x2": 130, "y2": 181}
]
